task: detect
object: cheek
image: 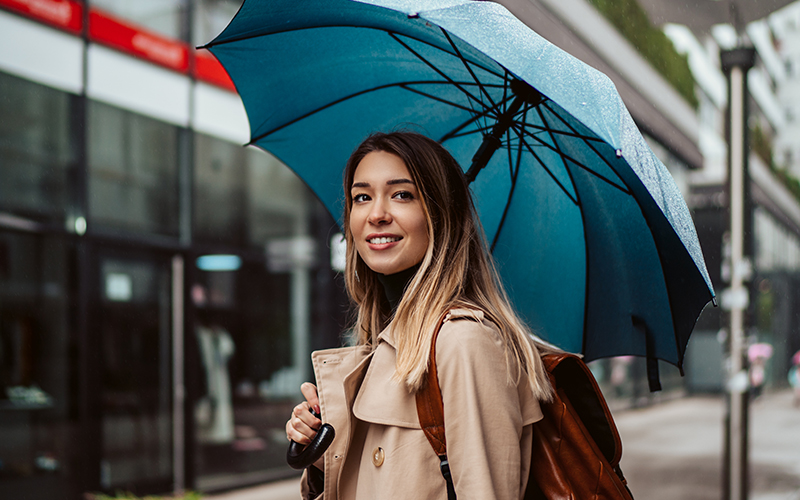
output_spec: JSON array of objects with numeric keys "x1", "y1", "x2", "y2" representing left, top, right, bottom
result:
[
  {"x1": 348, "y1": 207, "x2": 363, "y2": 234},
  {"x1": 411, "y1": 214, "x2": 430, "y2": 249}
]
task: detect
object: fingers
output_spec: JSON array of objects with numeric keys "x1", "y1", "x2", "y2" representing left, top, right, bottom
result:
[
  {"x1": 286, "y1": 401, "x2": 322, "y2": 444},
  {"x1": 301, "y1": 382, "x2": 320, "y2": 414},
  {"x1": 285, "y1": 383, "x2": 323, "y2": 445}
]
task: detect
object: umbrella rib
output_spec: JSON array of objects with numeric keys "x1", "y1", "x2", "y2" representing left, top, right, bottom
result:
[
  {"x1": 442, "y1": 124, "x2": 496, "y2": 140},
  {"x1": 518, "y1": 113, "x2": 631, "y2": 195},
  {"x1": 536, "y1": 108, "x2": 631, "y2": 194},
  {"x1": 249, "y1": 80, "x2": 494, "y2": 144},
  {"x1": 387, "y1": 29, "x2": 506, "y2": 81},
  {"x1": 399, "y1": 84, "x2": 487, "y2": 114},
  {"x1": 512, "y1": 100, "x2": 603, "y2": 142},
  {"x1": 438, "y1": 93, "x2": 516, "y2": 143},
  {"x1": 205, "y1": 24, "x2": 507, "y2": 79},
  {"x1": 543, "y1": 102, "x2": 632, "y2": 183},
  {"x1": 490, "y1": 119, "x2": 526, "y2": 252},
  {"x1": 515, "y1": 128, "x2": 579, "y2": 205},
  {"x1": 441, "y1": 29, "x2": 498, "y2": 111},
  {"x1": 513, "y1": 121, "x2": 606, "y2": 142},
  {"x1": 389, "y1": 33, "x2": 491, "y2": 114}
]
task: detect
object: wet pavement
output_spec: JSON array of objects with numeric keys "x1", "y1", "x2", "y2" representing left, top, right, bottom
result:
[
  {"x1": 617, "y1": 389, "x2": 800, "y2": 500},
  {"x1": 206, "y1": 389, "x2": 800, "y2": 500}
]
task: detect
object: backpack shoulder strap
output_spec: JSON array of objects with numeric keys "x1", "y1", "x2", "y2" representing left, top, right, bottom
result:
[
  {"x1": 415, "y1": 314, "x2": 447, "y2": 456},
  {"x1": 415, "y1": 312, "x2": 458, "y2": 500}
]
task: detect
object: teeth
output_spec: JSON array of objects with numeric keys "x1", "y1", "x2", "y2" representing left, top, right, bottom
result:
[{"x1": 369, "y1": 237, "x2": 400, "y2": 244}]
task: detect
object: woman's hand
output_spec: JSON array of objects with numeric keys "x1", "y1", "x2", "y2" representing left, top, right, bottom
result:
[{"x1": 285, "y1": 382, "x2": 322, "y2": 445}]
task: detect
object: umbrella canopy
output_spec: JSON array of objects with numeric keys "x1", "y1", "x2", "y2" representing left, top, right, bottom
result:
[
  {"x1": 204, "y1": 0, "x2": 715, "y2": 383},
  {"x1": 747, "y1": 343, "x2": 773, "y2": 362}
]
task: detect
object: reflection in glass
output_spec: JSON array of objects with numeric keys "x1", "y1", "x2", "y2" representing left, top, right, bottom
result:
[
  {"x1": 194, "y1": 134, "x2": 308, "y2": 248},
  {"x1": 193, "y1": 132, "x2": 325, "y2": 488},
  {"x1": 193, "y1": 263, "x2": 296, "y2": 490},
  {"x1": 98, "y1": 255, "x2": 172, "y2": 490},
  {"x1": 88, "y1": 101, "x2": 180, "y2": 236},
  {"x1": 0, "y1": 72, "x2": 74, "y2": 222},
  {"x1": 0, "y1": 232, "x2": 73, "y2": 498}
]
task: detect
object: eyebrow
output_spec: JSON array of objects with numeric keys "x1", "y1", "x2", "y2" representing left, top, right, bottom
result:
[{"x1": 351, "y1": 178, "x2": 415, "y2": 189}]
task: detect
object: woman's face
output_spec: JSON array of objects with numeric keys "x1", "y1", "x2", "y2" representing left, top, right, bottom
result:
[{"x1": 349, "y1": 151, "x2": 429, "y2": 275}]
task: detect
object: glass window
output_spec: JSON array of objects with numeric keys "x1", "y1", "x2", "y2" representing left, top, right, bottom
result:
[
  {"x1": 192, "y1": 262, "x2": 295, "y2": 489},
  {"x1": 193, "y1": 134, "x2": 345, "y2": 489},
  {"x1": 0, "y1": 71, "x2": 75, "y2": 223},
  {"x1": 0, "y1": 232, "x2": 75, "y2": 499},
  {"x1": 96, "y1": 251, "x2": 173, "y2": 492},
  {"x1": 90, "y1": 0, "x2": 186, "y2": 40},
  {"x1": 194, "y1": 134, "x2": 308, "y2": 248},
  {"x1": 193, "y1": 0, "x2": 243, "y2": 47},
  {"x1": 88, "y1": 101, "x2": 180, "y2": 237}
]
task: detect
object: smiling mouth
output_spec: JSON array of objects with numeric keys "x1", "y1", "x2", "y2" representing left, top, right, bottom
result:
[{"x1": 368, "y1": 236, "x2": 401, "y2": 244}]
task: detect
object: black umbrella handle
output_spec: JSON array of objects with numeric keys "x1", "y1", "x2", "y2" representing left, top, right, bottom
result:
[{"x1": 286, "y1": 408, "x2": 336, "y2": 470}]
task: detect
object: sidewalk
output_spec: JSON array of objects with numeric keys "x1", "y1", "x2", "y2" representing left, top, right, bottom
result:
[
  {"x1": 616, "y1": 389, "x2": 800, "y2": 500},
  {"x1": 207, "y1": 389, "x2": 800, "y2": 500}
]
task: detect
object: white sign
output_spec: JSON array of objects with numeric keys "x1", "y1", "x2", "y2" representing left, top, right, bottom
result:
[
  {"x1": 105, "y1": 273, "x2": 132, "y2": 301},
  {"x1": 266, "y1": 236, "x2": 316, "y2": 272},
  {"x1": 719, "y1": 287, "x2": 749, "y2": 311},
  {"x1": 330, "y1": 233, "x2": 346, "y2": 273}
]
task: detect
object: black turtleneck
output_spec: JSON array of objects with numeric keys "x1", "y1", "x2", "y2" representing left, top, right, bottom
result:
[{"x1": 376, "y1": 264, "x2": 420, "y2": 311}]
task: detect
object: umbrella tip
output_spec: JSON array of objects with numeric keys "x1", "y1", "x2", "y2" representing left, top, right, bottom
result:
[{"x1": 615, "y1": 149, "x2": 623, "y2": 158}]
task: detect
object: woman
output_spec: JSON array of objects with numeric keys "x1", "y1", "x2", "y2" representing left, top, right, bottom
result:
[{"x1": 286, "y1": 131, "x2": 557, "y2": 499}]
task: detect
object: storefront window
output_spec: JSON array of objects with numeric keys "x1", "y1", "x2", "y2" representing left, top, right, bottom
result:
[
  {"x1": 0, "y1": 71, "x2": 75, "y2": 223},
  {"x1": 90, "y1": 0, "x2": 186, "y2": 40},
  {"x1": 0, "y1": 232, "x2": 75, "y2": 499},
  {"x1": 96, "y1": 250, "x2": 173, "y2": 492},
  {"x1": 88, "y1": 101, "x2": 180, "y2": 237},
  {"x1": 193, "y1": 134, "x2": 342, "y2": 489},
  {"x1": 192, "y1": 262, "x2": 296, "y2": 489},
  {"x1": 194, "y1": 134, "x2": 309, "y2": 248}
]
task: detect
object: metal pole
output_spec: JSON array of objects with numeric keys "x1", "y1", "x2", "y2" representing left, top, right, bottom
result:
[
  {"x1": 728, "y1": 64, "x2": 746, "y2": 500},
  {"x1": 172, "y1": 256, "x2": 186, "y2": 494},
  {"x1": 721, "y1": 46, "x2": 756, "y2": 500}
]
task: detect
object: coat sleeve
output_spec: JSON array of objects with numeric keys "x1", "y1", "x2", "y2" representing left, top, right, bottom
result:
[{"x1": 435, "y1": 317, "x2": 536, "y2": 500}]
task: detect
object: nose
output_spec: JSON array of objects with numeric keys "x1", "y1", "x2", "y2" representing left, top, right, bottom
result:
[{"x1": 367, "y1": 199, "x2": 392, "y2": 225}]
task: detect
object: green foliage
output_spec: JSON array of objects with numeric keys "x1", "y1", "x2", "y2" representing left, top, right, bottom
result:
[
  {"x1": 88, "y1": 492, "x2": 203, "y2": 500},
  {"x1": 751, "y1": 121, "x2": 800, "y2": 202},
  {"x1": 751, "y1": 121, "x2": 774, "y2": 167},
  {"x1": 586, "y1": 0, "x2": 699, "y2": 109}
]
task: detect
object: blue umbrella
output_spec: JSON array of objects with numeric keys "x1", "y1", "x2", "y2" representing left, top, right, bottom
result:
[{"x1": 203, "y1": 0, "x2": 715, "y2": 388}]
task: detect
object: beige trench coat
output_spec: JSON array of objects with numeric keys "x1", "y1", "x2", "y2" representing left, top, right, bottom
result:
[{"x1": 301, "y1": 309, "x2": 543, "y2": 500}]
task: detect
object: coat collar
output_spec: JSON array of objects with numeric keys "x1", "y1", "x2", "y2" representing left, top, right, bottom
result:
[{"x1": 376, "y1": 322, "x2": 397, "y2": 349}]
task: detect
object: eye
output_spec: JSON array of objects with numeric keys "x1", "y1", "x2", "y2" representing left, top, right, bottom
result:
[
  {"x1": 353, "y1": 193, "x2": 370, "y2": 203},
  {"x1": 393, "y1": 191, "x2": 415, "y2": 201}
]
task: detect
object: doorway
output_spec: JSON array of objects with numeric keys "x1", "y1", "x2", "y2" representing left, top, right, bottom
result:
[{"x1": 93, "y1": 247, "x2": 182, "y2": 494}]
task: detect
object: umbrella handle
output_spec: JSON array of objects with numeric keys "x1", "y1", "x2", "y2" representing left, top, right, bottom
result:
[{"x1": 286, "y1": 408, "x2": 336, "y2": 470}]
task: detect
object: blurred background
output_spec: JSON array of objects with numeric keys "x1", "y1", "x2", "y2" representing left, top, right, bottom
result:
[{"x1": 0, "y1": 0, "x2": 798, "y2": 499}]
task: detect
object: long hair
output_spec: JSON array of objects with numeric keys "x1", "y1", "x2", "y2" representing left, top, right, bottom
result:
[{"x1": 343, "y1": 131, "x2": 556, "y2": 401}]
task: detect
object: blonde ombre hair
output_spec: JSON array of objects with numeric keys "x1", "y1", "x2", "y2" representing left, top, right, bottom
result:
[{"x1": 343, "y1": 132, "x2": 556, "y2": 401}]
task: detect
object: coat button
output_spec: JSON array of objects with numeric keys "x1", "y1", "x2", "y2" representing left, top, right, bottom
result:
[{"x1": 372, "y1": 447, "x2": 385, "y2": 467}]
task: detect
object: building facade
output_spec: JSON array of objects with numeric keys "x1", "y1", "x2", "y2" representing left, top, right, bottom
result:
[
  {"x1": 657, "y1": 1, "x2": 800, "y2": 393},
  {"x1": 0, "y1": 1, "x2": 349, "y2": 498},
  {"x1": 8, "y1": 0, "x2": 784, "y2": 498}
]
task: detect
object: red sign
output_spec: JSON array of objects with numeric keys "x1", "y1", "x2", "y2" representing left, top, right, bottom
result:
[
  {"x1": 0, "y1": 0, "x2": 83, "y2": 33},
  {"x1": 89, "y1": 8, "x2": 189, "y2": 73},
  {"x1": 194, "y1": 49, "x2": 236, "y2": 93}
]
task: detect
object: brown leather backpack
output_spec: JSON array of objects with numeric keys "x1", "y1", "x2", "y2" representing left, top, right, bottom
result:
[{"x1": 416, "y1": 321, "x2": 634, "y2": 500}]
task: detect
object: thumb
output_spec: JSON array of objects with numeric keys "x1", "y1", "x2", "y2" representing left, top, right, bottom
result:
[{"x1": 300, "y1": 382, "x2": 320, "y2": 414}]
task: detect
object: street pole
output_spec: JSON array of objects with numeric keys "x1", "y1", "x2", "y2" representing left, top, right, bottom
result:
[{"x1": 720, "y1": 46, "x2": 756, "y2": 500}]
